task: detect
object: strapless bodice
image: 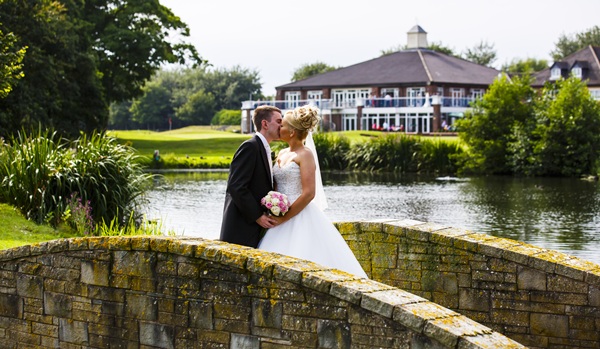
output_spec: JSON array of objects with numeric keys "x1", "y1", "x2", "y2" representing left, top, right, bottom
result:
[{"x1": 273, "y1": 162, "x2": 302, "y2": 203}]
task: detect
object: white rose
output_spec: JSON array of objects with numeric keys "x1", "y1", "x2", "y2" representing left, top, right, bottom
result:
[
  {"x1": 271, "y1": 197, "x2": 279, "y2": 205},
  {"x1": 271, "y1": 206, "x2": 281, "y2": 216}
]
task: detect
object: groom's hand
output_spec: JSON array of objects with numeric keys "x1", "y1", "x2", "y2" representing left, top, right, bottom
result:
[{"x1": 256, "y1": 214, "x2": 277, "y2": 228}]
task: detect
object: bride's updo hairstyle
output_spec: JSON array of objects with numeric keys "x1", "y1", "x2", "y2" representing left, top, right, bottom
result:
[{"x1": 285, "y1": 105, "x2": 321, "y2": 140}]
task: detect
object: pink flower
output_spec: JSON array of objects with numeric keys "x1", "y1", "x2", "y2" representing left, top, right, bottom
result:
[{"x1": 261, "y1": 191, "x2": 290, "y2": 216}]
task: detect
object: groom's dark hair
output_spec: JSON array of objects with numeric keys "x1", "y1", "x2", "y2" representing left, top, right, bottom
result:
[{"x1": 253, "y1": 105, "x2": 281, "y2": 131}]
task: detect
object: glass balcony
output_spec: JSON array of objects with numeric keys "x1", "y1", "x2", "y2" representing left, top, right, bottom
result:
[{"x1": 243, "y1": 96, "x2": 476, "y2": 110}]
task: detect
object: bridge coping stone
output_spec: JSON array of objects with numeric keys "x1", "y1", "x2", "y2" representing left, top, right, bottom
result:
[{"x1": 0, "y1": 232, "x2": 526, "y2": 348}]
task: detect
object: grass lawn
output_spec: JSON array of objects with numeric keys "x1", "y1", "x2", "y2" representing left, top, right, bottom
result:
[
  {"x1": 109, "y1": 126, "x2": 460, "y2": 169},
  {"x1": 108, "y1": 126, "x2": 252, "y2": 168},
  {"x1": 0, "y1": 203, "x2": 78, "y2": 250}
]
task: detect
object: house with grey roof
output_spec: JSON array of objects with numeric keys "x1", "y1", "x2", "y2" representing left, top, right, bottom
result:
[
  {"x1": 241, "y1": 26, "x2": 501, "y2": 134},
  {"x1": 531, "y1": 45, "x2": 600, "y2": 100}
]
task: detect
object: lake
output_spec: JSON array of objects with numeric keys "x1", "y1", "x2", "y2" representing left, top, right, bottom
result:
[{"x1": 143, "y1": 171, "x2": 600, "y2": 265}]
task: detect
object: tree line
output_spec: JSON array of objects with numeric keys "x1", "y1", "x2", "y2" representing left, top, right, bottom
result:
[
  {"x1": 109, "y1": 67, "x2": 261, "y2": 130},
  {"x1": 0, "y1": 0, "x2": 202, "y2": 138},
  {"x1": 1, "y1": 0, "x2": 600, "y2": 138}
]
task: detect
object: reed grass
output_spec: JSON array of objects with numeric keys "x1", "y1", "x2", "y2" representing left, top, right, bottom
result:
[{"x1": 0, "y1": 129, "x2": 151, "y2": 230}]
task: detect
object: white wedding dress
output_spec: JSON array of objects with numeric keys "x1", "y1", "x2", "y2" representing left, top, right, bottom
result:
[{"x1": 258, "y1": 161, "x2": 368, "y2": 278}]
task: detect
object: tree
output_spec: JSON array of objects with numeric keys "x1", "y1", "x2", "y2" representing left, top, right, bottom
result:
[
  {"x1": 380, "y1": 41, "x2": 457, "y2": 57},
  {"x1": 175, "y1": 89, "x2": 215, "y2": 125},
  {"x1": 108, "y1": 101, "x2": 135, "y2": 129},
  {"x1": 501, "y1": 58, "x2": 549, "y2": 75},
  {"x1": 0, "y1": 0, "x2": 106, "y2": 137},
  {"x1": 456, "y1": 74, "x2": 535, "y2": 174},
  {"x1": 84, "y1": 0, "x2": 204, "y2": 103},
  {"x1": 196, "y1": 66, "x2": 262, "y2": 110},
  {"x1": 0, "y1": 0, "x2": 202, "y2": 137},
  {"x1": 0, "y1": 29, "x2": 26, "y2": 99},
  {"x1": 551, "y1": 26, "x2": 600, "y2": 60},
  {"x1": 529, "y1": 77, "x2": 600, "y2": 176},
  {"x1": 463, "y1": 41, "x2": 497, "y2": 67},
  {"x1": 291, "y1": 62, "x2": 337, "y2": 82},
  {"x1": 130, "y1": 80, "x2": 173, "y2": 130},
  {"x1": 211, "y1": 109, "x2": 241, "y2": 126},
  {"x1": 427, "y1": 41, "x2": 458, "y2": 57}
]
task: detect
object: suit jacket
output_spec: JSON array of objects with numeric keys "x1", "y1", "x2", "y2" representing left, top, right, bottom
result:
[{"x1": 220, "y1": 135, "x2": 273, "y2": 247}]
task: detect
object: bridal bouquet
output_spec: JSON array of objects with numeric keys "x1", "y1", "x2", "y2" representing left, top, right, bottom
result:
[{"x1": 261, "y1": 191, "x2": 290, "y2": 217}]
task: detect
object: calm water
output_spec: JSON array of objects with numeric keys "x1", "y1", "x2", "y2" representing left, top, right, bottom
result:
[{"x1": 143, "y1": 171, "x2": 600, "y2": 265}]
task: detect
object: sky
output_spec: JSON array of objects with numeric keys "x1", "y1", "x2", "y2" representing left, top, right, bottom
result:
[{"x1": 159, "y1": 0, "x2": 600, "y2": 96}]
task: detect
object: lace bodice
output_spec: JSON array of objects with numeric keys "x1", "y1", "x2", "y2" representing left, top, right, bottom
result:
[{"x1": 273, "y1": 162, "x2": 302, "y2": 203}]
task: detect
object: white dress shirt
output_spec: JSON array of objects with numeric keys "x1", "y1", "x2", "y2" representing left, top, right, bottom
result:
[{"x1": 256, "y1": 132, "x2": 273, "y2": 184}]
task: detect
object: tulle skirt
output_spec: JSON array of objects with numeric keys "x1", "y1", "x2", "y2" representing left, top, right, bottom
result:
[{"x1": 258, "y1": 202, "x2": 367, "y2": 278}]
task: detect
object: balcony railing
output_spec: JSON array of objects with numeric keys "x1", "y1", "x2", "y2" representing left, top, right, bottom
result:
[{"x1": 242, "y1": 96, "x2": 477, "y2": 110}]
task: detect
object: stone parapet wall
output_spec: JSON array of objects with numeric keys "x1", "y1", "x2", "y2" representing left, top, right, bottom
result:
[
  {"x1": 336, "y1": 219, "x2": 600, "y2": 349},
  {"x1": 0, "y1": 235, "x2": 523, "y2": 348}
]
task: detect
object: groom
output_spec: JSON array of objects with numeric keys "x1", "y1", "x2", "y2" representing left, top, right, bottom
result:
[{"x1": 219, "y1": 105, "x2": 282, "y2": 247}]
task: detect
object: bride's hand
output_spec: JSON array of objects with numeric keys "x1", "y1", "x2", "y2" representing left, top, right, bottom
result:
[
  {"x1": 256, "y1": 214, "x2": 277, "y2": 228},
  {"x1": 272, "y1": 215, "x2": 286, "y2": 226}
]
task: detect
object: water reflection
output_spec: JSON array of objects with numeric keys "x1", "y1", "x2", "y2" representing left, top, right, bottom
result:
[{"x1": 143, "y1": 171, "x2": 600, "y2": 265}]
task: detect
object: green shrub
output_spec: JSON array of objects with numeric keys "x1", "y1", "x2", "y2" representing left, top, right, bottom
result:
[
  {"x1": 211, "y1": 109, "x2": 242, "y2": 125},
  {"x1": 313, "y1": 132, "x2": 350, "y2": 170},
  {"x1": 416, "y1": 138, "x2": 464, "y2": 175},
  {"x1": 346, "y1": 134, "x2": 418, "y2": 172},
  {"x1": 0, "y1": 129, "x2": 151, "y2": 231}
]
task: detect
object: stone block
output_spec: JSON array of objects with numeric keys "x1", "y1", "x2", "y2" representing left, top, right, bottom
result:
[
  {"x1": 0, "y1": 293, "x2": 21, "y2": 317},
  {"x1": 112, "y1": 251, "x2": 156, "y2": 277},
  {"x1": 424, "y1": 315, "x2": 492, "y2": 348},
  {"x1": 80, "y1": 260, "x2": 109, "y2": 286},
  {"x1": 189, "y1": 300, "x2": 213, "y2": 330},
  {"x1": 17, "y1": 274, "x2": 43, "y2": 299},
  {"x1": 517, "y1": 266, "x2": 546, "y2": 291},
  {"x1": 44, "y1": 292, "x2": 72, "y2": 318},
  {"x1": 393, "y1": 302, "x2": 457, "y2": 333},
  {"x1": 590, "y1": 285, "x2": 600, "y2": 307},
  {"x1": 459, "y1": 288, "x2": 489, "y2": 312},
  {"x1": 548, "y1": 273, "x2": 587, "y2": 293},
  {"x1": 317, "y1": 319, "x2": 351, "y2": 349},
  {"x1": 231, "y1": 333, "x2": 259, "y2": 349},
  {"x1": 252, "y1": 298, "x2": 282, "y2": 329},
  {"x1": 530, "y1": 313, "x2": 568, "y2": 338},
  {"x1": 139, "y1": 321, "x2": 174, "y2": 349},
  {"x1": 58, "y1": 318, "x2": 88, "y2": 345},
  {"x1": 125, "y1": 293, "x2": 157, "y2": 321}
]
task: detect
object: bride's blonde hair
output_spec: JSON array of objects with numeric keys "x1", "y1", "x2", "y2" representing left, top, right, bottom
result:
[{"x1": 285, "y1": 105, "x2": 321, "y2": 139}]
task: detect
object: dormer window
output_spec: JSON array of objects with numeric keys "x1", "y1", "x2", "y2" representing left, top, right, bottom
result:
[
  {"x1": 550, "y1": 67, "x2": 562, "y2": 80},
  {"x1": 572, "y1": 66, "x2": 582, "y2": 78}
]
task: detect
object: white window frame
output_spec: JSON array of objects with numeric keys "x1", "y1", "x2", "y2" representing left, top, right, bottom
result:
[
  {"x1": 550, "y1": 67, "x2": 562, "y2": 80},
  {"x1": 451, "y1": 88, "x2": 465, "y2": 107},
  {"x1": 332, "y1": 89, "x2": 370, "y2": 108},
  {"x1": 407, "y1": 87, "x2": 426, "y2": 107},
  {"x1": 285, "y1": 91, "x2": 300, "y2": 109},
  {"x1": 471, "y1": 89, "x2": 484, "y2": 99},
  {"x1": 307, "y1": 90, "x2": 323, "y2": 108},
  {"x1": 572, "y1": 67, "x2": 582, "y2": 78},
  {"x1": 307, "y1": 90, "x2": 322, "y2": 100},
  {"x1": 590, "y1": 89, "x2": 600, "y2": 100}
]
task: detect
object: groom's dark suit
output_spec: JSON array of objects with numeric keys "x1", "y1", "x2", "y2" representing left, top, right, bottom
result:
[{"x1": 220, "y1": 135, "x2": 273, "y2": 247}]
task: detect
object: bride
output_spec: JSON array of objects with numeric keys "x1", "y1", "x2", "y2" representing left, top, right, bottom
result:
[{"x1": 258, "y1": 105, "x2": 367, "y2": 278}]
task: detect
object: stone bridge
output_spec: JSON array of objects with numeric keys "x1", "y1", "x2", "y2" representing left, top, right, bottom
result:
[{"x1": 0, "y1": 219, "x2": 598, "y2": 348}]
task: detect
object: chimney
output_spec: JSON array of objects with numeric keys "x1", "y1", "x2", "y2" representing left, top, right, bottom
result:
[{"x1": 407, "y1": 25, "x2": 428, "y2": 49}]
